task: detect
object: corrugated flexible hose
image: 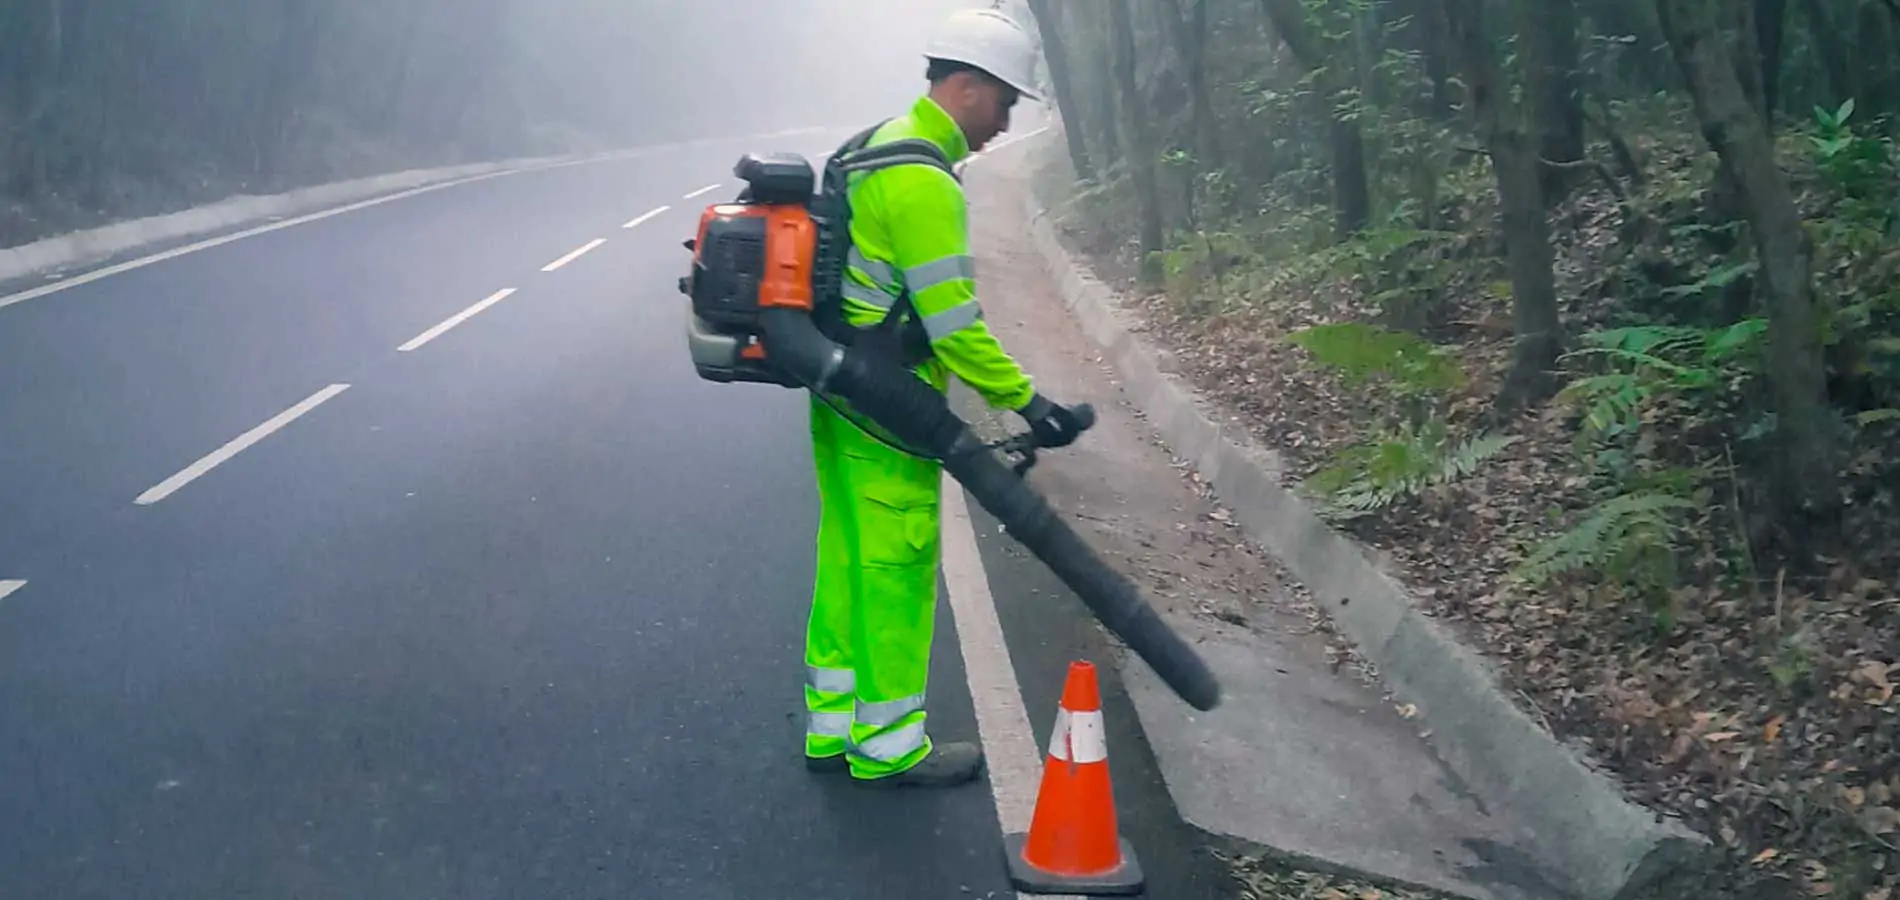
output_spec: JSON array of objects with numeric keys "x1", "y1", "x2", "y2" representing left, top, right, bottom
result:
[{"x1": 761, "y1": 309, "x2": 1222, "y2": 711}]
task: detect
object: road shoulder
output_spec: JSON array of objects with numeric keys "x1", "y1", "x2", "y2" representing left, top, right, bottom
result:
[{"x1": 954, "y1": 151, "x2": 1555, "y2": 900}]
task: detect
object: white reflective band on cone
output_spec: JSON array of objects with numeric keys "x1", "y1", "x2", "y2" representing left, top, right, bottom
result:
[{"x1": 1046, "y1": 708, "x2": 1108, "y2": 764}]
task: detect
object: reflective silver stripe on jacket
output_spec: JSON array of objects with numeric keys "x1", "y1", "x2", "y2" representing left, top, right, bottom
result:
[
  {"x1": 903, "y1": 254, "x2": 975, "y2": 293},
  {"x1": 921, "y1": 301, "x2": 984, "y2": 341}
]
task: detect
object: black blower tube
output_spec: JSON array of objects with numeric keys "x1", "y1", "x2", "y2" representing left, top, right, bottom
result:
[{"x1": 760, "y1": 309, "x2": 1223, "y2": 711}]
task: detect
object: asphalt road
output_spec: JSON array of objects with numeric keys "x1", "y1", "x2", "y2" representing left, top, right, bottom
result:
[{"x1": 0, "y1": 132, "x2": 1240, "y2": 900}]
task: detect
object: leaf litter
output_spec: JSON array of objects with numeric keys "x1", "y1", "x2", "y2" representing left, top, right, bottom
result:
[{"x1": 1034, "y1": 135, "x2": 1900, "y2": 899}]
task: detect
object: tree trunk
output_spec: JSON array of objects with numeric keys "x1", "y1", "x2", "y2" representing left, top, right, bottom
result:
[
  {"x1": 1858, "y1": 0, "x2": 1900, "y2": 124},
  {"x1": 1796, "y1": 0, "x2": 1853, "y2": 106},
  {"x1": 1755, "y1": 0, "x2": 1786, "y2": 124},
  {"x1": 1330, "y1": 118, "x2": 1374, "y2": 240},
  {"x1": 1109, "y1": 0, "x2": 1165, "y2": 285},
  {"x1": 1159, "y1": 0, "x2": 1219, "y2": 223},
  {"x1": 1438, "y1": 0, "x2": 1564, "y2": 411},
  {"x1": 1090, "y1": 25, "x2": 1120, "y2": 168},
  {"x1": 1395, "y1": 0, "x2": 1457, "y2": 119},
  {"x1": 1255, "y1": 0, "x2": 1372, "y2": 237},
  {"x1": 1026, "y1": 0, "x2": 1093, "y2": 181},
  {"x1": 1190, "y1": 0, "x2": 1215, "y2": 169},
  {"x1": 1655, "y1": 0, "x2": 1841, "y2": 531},
  {"x1": 1520, "y1": 0, "x2": 1585, "y2": 201},
  {"x1": 1728, "y1": 1, "x2": 1768, "y2": 124},
  {"x1": 1491, "y1": 131, "x2": 1565, "y2": 410},
  {"x1": 1161, "y1": 0, "x2": 1219, "y2": 175}
]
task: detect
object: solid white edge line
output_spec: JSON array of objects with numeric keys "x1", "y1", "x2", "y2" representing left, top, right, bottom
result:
[
  {"x1": 978, "y1": 124, "x2": 1052, "y2": 159},
  {"x1": 398, "y1": 288, "x2": 518, "y2": 352},
  {"x1": 0, "y1": 170, "x2": 516, "y2": 313},
  {"x1": 622, "y1": 206, "x2": 671, "y2": 229},
  {"x1": 939, "y1": 477, "x2": 1085, "y2": 900},
  {"x1": 683, "y1": 183, "x2": 723, "y2": 200},
  {"x1": 0, "y1": 580, "x2": 24, "y2": 604},
  {"x1": 0, "y1": 126, "x2": 842, "y2": 314},
  {"x1": 541, "y1": 238, "x2": 607, "y2": 272},
  {"x1": 134, "y1": 384, "x2": 351, "y2": 506}
]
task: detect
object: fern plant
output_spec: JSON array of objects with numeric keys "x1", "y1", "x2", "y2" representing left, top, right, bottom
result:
[
  {"x1": 1511, "y1": 491, "x2": 1702, "y2": 632},
  {"x1": 1557, "y1": 320, "x2": 1765, "y2": 441},
  {"x1": 1303, "y1": 419, "x2": 1519, "y2": 520},
  {"x1": 1286, "y1": 322, "x2": 1508, "y2": 518}
]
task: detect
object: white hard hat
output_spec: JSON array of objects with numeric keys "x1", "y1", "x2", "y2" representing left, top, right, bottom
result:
[{"x1": 924, "y1": 9, "x2": 1042, "y2": 102}]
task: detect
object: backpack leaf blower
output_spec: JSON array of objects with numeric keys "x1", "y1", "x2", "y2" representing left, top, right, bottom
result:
[{"x1": 674, "y1": 128, "x2": 1222, "y2": 712}]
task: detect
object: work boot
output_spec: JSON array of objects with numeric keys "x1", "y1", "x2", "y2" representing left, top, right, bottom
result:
[{"x1": 851, "y1": 741, "x2": 985, "y2": 789}]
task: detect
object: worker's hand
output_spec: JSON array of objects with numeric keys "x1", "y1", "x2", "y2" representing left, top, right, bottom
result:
[{"x1": 1018, "y1": 393, "x2": 1086, "y2": 449}]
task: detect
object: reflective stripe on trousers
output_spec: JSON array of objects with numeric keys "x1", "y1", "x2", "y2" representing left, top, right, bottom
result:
[
  {"x1": 804, "y1": 664, "x2": 856, "y2": 757},
  {"x1": 851, "y1": 693, "x2": 927, "y2": 763}
]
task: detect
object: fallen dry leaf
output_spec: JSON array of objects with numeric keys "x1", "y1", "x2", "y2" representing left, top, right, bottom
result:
[
  {"x1": 1764, "y1": 715, "x2": 1786, "y2": 743},
  {"x1": 1863, "y1": 806, "x2": 1900, "y2": 834},
  {"x1": 1755, "y1": 848, "x2": 1781, "y2": 865}
]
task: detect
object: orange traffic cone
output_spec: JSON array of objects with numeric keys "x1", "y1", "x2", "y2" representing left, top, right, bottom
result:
[{"x1": 1003, "y1": 660, "x2": 1145, "y2": 895}]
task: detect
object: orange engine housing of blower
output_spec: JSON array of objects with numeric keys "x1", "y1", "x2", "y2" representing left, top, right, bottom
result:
[{"x1": 679, "y1": 152, "x2": 821, "y2": 385}]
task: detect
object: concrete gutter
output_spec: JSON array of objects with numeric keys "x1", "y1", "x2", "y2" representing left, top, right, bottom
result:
[{"x1": 1008, "y1": 137, "x2": 1712, "y2": 900}]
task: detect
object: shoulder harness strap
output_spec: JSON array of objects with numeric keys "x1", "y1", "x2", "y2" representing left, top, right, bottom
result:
[{"x1": 812, "y1": 123, "x2": 960, "y2": 366}]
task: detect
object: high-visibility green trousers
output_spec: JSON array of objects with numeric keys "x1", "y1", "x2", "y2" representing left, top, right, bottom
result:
[{"x1": 803, "y1": 393, "x2": 943, "y2": 779}]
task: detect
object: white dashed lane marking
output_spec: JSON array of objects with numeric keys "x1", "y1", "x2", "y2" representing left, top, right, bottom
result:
[
  {"x1": 540, "y1": 239, "x2": 607, "y2": 273},
  {"x1": 135, "y1": 384, "x2": 351, "y2": 506},
  {"x1": 398, "y1": 288, "x2": 518, "y2": 352},
  {"x1": 623, "y1": 206, "x2": 670, "y2": 229}
]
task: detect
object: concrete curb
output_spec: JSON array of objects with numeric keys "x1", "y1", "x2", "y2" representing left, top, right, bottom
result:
[
  {"x1": 1009, "y1": 141, "x2": 1712, "y2": 900},
  {"x1": 0, "y1": 125, "x2": 844, "y2": 292}
]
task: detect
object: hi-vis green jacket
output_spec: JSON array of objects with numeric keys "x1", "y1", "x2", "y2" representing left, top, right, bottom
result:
[{"x1": 837, "y1": 95, "x2": 1036, "y2": 412}]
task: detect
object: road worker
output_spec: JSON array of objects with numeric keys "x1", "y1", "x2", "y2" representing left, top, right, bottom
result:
[{"x1": 801, "y1": 7, "x2": 1087, "y2": 787}]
